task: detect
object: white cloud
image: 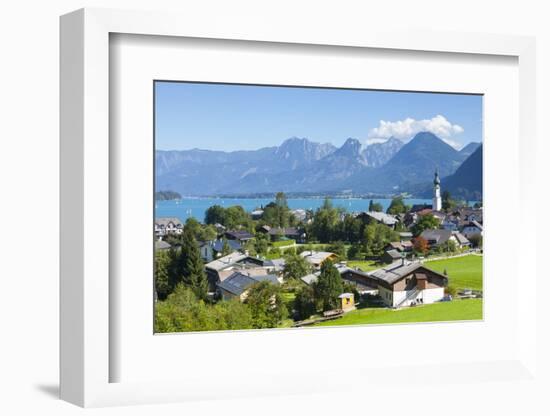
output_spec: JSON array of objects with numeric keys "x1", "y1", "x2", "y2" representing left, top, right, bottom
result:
[{"x1": 367, "y1": 115, "x2": 464, "y2": 145}]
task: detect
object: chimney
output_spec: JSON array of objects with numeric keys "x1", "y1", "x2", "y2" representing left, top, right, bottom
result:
[{"x1": 401, "y1": 252, "x2": 406, "y2": 266}]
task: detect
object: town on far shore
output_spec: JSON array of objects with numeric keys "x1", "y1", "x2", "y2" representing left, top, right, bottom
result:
[{"x1": 154, "y1": 169, "x2": 483, "y2": 332}]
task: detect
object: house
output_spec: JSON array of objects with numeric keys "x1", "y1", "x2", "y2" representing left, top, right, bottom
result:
[
  {"x1": 217, "y1": 271, "x2": 280, "y2": 301},
  {"x1": 299, "y1": 251, "x2": 338, "y2": 269},
  {"x1": 250, "y1": 209, "x2": 264, "y2": 220},
  {"x1": 386, "y1": 241, "x2": 413, "y2": 253},
  {"x1": 399, "y1": 231, "x2": 413, "y2": 241},
  {"x1": 419, "y1": 229, "x2": 459, "y2": 248},
  {"x1": 409, "y1": 203, "x2": 432, "y2": 213},
  {"x1": 368, "y1": 260, "x2": 448, "y2": 307},
  {"x1": 155, "y1": 240, "x2": 172, "y2": 251},
  {"x1": 381, "y1": 249, "x2": 402, "y2": 264},
  {"x1": 205, "y1": 251, "x2": 278, "y2": 291},
  {"x1": 359, "y1": 211, "x2": 399, "y2": 228},
  {"x1": 461, "y1": 220, "x2": 483, "y2": 239},
  {"x1": 290, "y1": 209, "x2": 308, "y2": 222},
  {"x1": 338, "y1": 293, "x2": 355, "y2": 312},
  {"x1": 267, "y1": 227, "x2": 304, "y2": 242},
  {"x1": 336, "y1": 267, "x2": 379, "y2": 295},
  {"x1": 199, "y1": 239, "x2": 242, "y2": 262},
  {"x1": 154, "y1": 217, "x2": 183, "y2": 237},
  {"x1": 452, "y1": 231, "x2": 472, "y2": 248},
  {"x1": 224, "y1": 230, "x2": 254, "y2": 243}
]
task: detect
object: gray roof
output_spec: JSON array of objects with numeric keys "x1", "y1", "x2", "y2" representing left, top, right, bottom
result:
[
  {"x1": 155, "y1": 240, "x2": 172, "y2": 250},
  {"x1": 205, "y1": 251, "x2": 247, "y2": 271},
  {"x1": 217, "y1": 272, "x2": 279, "y2": 296},
  {"x1": 201, "y1": 239, "x2": 242, "y2": 252},
  {"x1": 452, "y1": 231, "x2": 470, "y2": 245},
  {"x1": 420, "y1": 229, "x2": 453, "y2": 245},
  {"x1": 364, "y1": 211, "x2": 398, "y2": 226},
  {"x1": 225, "y1": 230, "x2": 254, "y2": 240},
  {"x1": 301, "y1": 273, "x2": 319, "y2": 285},
  {"x1": 368, "y1": 261, "x2": 423, "y2": 285},
  {"x1": 384, "y1": 249, "x2": 402, "y2": 259},
  {"x1": 268, "y1": 227, "x2": 301, "y2": 236}
]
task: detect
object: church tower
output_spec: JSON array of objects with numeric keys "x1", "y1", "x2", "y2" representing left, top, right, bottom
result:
[{"x1": 433, "y1": 169, "x2": 442, "y2": 211}]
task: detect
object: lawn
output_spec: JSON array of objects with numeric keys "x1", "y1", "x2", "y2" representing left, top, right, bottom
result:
[
  {"x1": 346, "y1": 260, "x2": 381, "y2": 272},
  {"x1": 272, "y1": 239, "x2": 296, "y2": 248},
  {"x1": 424, "y1": 254, "x2": 483, "y2": 291},
  {"x1": 315, "y1": 298, "x2": 482, "y2": 327}
]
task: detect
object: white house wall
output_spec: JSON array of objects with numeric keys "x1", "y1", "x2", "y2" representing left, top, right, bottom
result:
[{"x1": 378, "y1": 286, "x2": 445, "y2": 308}]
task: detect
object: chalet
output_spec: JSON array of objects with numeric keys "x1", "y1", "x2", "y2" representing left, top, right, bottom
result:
[
  {"x1": 399, "y1": 231, "x2": 413, "y2": 241},
  {"x1": 381, "y1": 249, "x2": 402, "y2": 264},
  {"x1": 461, "y1": 220, "x2": 483, "y2": 239},
  {"x1": 154, "y1": 217, "x2": 183, "y2": 237},
  {"x1": 217, "y1": 271, "x2": 280, "y2": 301},
  {"x1": 199, "y1": 239, "x2": 242, "y2": 262},
  {"x1": 369, "y1": 261, "x2": 448, "y2": 307},
  {"x1": 299, "y1": 251, "x2": 338, "y2": 269},
  {"x1": 224, "y1": 230, "x2": 254, "y2": 243}
]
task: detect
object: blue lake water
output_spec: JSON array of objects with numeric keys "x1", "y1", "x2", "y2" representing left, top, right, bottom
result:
[{"x1": 155, "y1": 197, "x2": 436, "y2": 223}]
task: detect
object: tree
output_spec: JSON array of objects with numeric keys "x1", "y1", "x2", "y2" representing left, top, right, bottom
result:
[
  {"x1": 196, "y1": 224, "x2": 217, "y2": 242},
  {"x1": 204, "y1": 204, "x2": 226, "y2": 225},
  {"x1": 347, "y1": 243, "x2": 362, "y2": 260},
  {"x1": 282, "y1": 253, "x2": 311, "y2": 281},
  {"x1": 441, "y1": 191, "x2": 456, "y2": 212},
  {"x1": 180, "y1": 228, "x2": 209, "y2": 300},
  {"x1": 314, "y1": 260, "x2": 343, "y2": 311},
  {"x1": 368, "y1": 199, "x2": 383, "y2": 212},
  {"x1": 327, "y1": 241, "x2": 347, "y2": 259},
  {"x1": 310, "y1": 198, "x2": 341, "y2": 243},
  {"x1": 219, "y1": 237, "x2": 232, "y2": 256},
  {"x1": 154, "y1": 284, "x2": 253, "y2": 333},
  {"x1": 183, "y1": 217, "x2": 202, "y2": 240},
  {"x1": 362, "y1": 223, "x2": 399, "y2": 257},
  {"x1": 341, "y1": 214, "x2": 362, "y2": 243},
  {"x1": 254, "y1": 232, "x2": 269, "y2": 256},
  {"x1": 441, "y1": 239, "x2": 457, "y2": 253},
  {"x1": 294, "y1": 285, "x2": 316, "y2": 320},
  {"x1": 154, "y1": 249, "x2": 173, "y2": 300},
  {"x1": 412, "y1": 214, "x2": 440, "y2": 236},
  {"x1": 412, "y1": 236, "x2": 429, "y2": 255},
  {"x1": 469, "y1": 234, "x2": 482, "y2": 248},
  {"x1": 386, "y1": 196, "x2": 407, "y2": 215},
  {"x1": 245, "y1": 281, "x2": 288, "y2": 328}
]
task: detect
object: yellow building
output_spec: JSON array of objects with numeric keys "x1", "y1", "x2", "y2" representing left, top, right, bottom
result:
[{"x1": 338, "y1": 293, "x2": 355, "y2": 312}]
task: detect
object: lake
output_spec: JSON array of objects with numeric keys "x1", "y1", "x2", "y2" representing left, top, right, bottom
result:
[{"x1": 155, "y1": 197, "x2": 437, "y2": 223}]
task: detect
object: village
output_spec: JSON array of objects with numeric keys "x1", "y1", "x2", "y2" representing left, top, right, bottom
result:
[{"x1": 154, "y1": 170, "x2": 483, "y2": 332}]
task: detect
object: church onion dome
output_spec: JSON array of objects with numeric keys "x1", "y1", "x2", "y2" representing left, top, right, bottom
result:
[{"x1": 433, "y1": 170, "x2": 440, "y2": 185}]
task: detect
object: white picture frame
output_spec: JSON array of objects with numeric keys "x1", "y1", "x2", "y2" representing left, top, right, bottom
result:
[{"x1": 60, "y1": 7, "x2": 539, "y2": 408}]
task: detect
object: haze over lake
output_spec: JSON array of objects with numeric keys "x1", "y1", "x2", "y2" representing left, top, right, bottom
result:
[{"x1": 156, "y1": 197, "x2": 437, "y2": 223}]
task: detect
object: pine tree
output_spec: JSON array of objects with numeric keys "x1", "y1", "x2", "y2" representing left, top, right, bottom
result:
[
  {"x1": 314, "y1": 260, "x2": 343, "y2": 311},
  {"x1": 180, "y1": 228, "x2": 208, "y2": 300}
]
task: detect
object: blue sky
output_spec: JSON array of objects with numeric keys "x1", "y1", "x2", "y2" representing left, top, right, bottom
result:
[{"x1": 155, "y1": 81, "x2": 482, "y2": 151}]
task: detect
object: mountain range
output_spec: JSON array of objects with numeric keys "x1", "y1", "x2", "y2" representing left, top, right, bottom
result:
[{"x1": 156, "y1": 133, "x2": 482, "y2": 198}]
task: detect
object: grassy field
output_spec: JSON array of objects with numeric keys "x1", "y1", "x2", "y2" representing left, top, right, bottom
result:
[
  {"x1": 272, "y1": 239, "x2": 296, "y2": 248},
  {"x1": 346, "y1": 260, "x2": 381, "y2": 272},
  {"x1": 424, "y1": 255, "x2": 483, "y2": 290},
  {"x1": 315, "y1": 298, "x2": 482, "y2": 327}
]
